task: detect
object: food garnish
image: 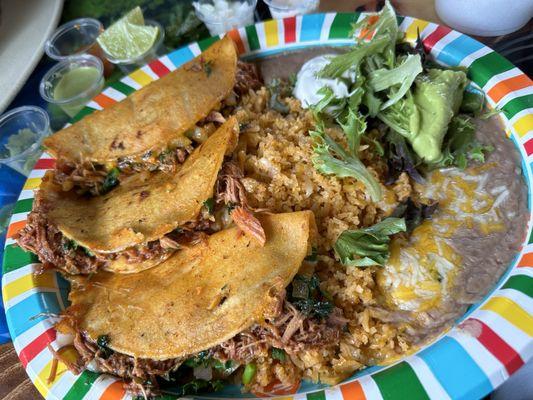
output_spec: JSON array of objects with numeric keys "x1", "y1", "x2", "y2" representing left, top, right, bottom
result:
[{"x1": 334, "y1": 217, "x2": 406, "y2": 267}]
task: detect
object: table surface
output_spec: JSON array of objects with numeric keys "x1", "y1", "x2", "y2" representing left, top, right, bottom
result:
[{"x1": 1, "y1": 1, "x2": 531, "y2": 399}]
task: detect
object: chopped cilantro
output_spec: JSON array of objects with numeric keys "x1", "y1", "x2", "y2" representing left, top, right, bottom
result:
[
  {"x1": 271, "y1": 347, "x2": 287, "y2": 361},
  {"x1": 203, "y1": 198, "x2": 215, "y2": 214}
]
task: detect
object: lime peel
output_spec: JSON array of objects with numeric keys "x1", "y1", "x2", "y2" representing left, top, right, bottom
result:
[{"x1": 97, "y1": 6, "x2": 159, "y2": 61}]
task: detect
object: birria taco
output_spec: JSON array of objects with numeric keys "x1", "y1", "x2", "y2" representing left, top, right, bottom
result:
[
  {"x1": 45, "y1": 36, "x2": 261, "y2": 195},
  {"x1": 55, "y1": 211, "x2": 345, "y2": 397},
  {"x1": 17, "y1": 118, "x2": 265, "y2": 274}
]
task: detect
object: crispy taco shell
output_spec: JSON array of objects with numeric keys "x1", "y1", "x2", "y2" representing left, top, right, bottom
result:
[
  {"x1": 42, "y1": 117, "x2": 239, "y2": 253},
  {"x1": 43, "y1": 36, "x2": 237, "y2": 165},
  {"x1": 68, "y1": 211, "x2": 316, "y2": 360}
]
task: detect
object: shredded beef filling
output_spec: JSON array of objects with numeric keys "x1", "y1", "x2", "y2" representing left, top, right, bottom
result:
[
  {"x1": 16, "y1": 161, "x2": 250, "y2": 275},
  {"x1": 63, "y1": 288, "x2": 344, "y2": 398}
]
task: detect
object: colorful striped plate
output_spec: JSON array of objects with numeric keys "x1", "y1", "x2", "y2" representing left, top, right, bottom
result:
[{"x1": 2, "y1": 13, "x2": 533, "y2": 400}]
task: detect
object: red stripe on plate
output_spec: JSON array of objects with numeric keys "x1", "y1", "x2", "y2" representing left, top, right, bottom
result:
[
  {"x1": 525, "y1": 139, "x2": 533, "y2": 156},
  {"x1": 284, "y1": 17, "x2": 296, "y2": 43},
  {"x1": 423, "y1": 25, "x2": 452, "y2": 53},
  {"x1": 34, "y1": 159, "x2": 55, "y2": 170},
  {"x1": 466, "y1": 319, "x2": 524, "y2": 375},
  {"x1": 19, "y1": 327, "x2": 57, "y2": 368},
  {"x1": 148, "y1": 59, "x2": 171, "y2": 78}
]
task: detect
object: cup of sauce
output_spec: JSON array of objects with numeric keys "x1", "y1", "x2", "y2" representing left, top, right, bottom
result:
[{"x1": 39, "y1": 55, "x2": 105, "y2": 118}]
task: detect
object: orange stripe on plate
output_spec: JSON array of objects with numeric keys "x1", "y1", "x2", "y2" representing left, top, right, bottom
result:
[
  {"x1": 227, "y1": 29, "x2": 245, "y2": 54},
  {"x1": 100, "y1": 380, "x2": 126, "y2": 400},
  {"x1": 340, "y1": 380, "x2": 366, "y2": 399},
  {"x1": 93, "y1": 93, "x2": 117, "y2": 109},
  {"x1": 481, "y1": 296, "x2": 533, "y2": 336},
  {"x1": 23, "y1": 177, "x2": 41, "y2": 190},
  {"x1": 7, "y1": 220, "x2": 27, "y2": 239},
  {"x1": 487, "y1": 74, "x2": 533, "y2": 104},
  {"x1": 513, "y1": 113, "x2": 533, "y2": 137},
  {"x1": 517, "y1": 252, "x2": 533, "y2": 267}
]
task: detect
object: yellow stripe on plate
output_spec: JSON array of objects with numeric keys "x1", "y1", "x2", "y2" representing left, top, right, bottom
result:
[
  {"x1": 23, "y1": 177, "x2": 42, "y2": 190},
  {"x1": 2, "y1": 272, "x2": 56, "y2": 301},
  {"x1": 481, "y1": 296, "x2": 533, "y2": 336},
  {"x1": 35, "y1": 347, "x2": 78, "y2": 395},
  {"x1": 128, "y1": 69, "x2": 153, "y2": 87},
  {"x1": 404, "y1": 19, "x2": 429, "y2": 43},
  {"x1": 264, "y1": 19, "x2": 279, "y2": 47},
  {"x1": 513, "y1": 113, "x2": 533, "y2": 137}
]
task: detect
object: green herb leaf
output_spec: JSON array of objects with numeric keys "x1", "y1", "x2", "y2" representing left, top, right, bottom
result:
[
  {"x1": 96, "y1": 334, "x2": 113, "y2": 359},
  {"x1": 460, "y1": 89, "x2": 485, "y2": 115},
  {"x1": 102, "y1": 167, "x2": 120, "y2": 194},
  {"x1": 334, "y1": 217, "x2": 406, "y2": 267},
  {"x1": 304, "y1": 246, "x2": 318, "y2": 262},
  {"x1": 271, "y1": 347, "x2": 287, "y2": 361},
  {"x1": 203, "y1": 198, "x2": 215, "y2": 214}
]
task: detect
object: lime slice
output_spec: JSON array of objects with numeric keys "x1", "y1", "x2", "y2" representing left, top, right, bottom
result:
[{"x1": 97, "y1": 6, "x2": 159, "y2": 60}]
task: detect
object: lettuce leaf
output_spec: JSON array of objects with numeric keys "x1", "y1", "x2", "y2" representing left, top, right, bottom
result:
[
  {"x1": 368, "y1": 54, "x2": 423, "y2": 110},
  {"x1": 310, "y1": 117, "x2": 382, "y2": 201},
  {"x1": 334, "y1": 217, "x2": 406, "y2": 267},
  {"x1": 433, "y1": 115, "x2": 493, "y2": 169}
]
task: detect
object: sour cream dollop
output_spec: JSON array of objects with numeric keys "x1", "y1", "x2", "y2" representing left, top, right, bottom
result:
[{"x1": 293, "y1": 55, "x2": 351, "y2": 113}]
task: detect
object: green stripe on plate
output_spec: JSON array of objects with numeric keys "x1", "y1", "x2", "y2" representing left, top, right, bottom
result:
[
  {"x1": 328, "y1": 13, "x2": 359, "y2": 39},
  {"x1": 13, "y1": 198, "x2": 33, "y2": 214},
  {"x1": 71, "y1": 106, "x2": 95, "y2": 123},
  {"x1": 373, "y1": 361, "x2": 430, "y2": 400},
  {"x1": 245, "y1": 25, "x2": 260, "y2": 51},
  {"x1": 306, "y1": 390, "x2": 326, "y2": 400},
  {"x1": 63, "y1": 371, "x2": 99, "y2": 400},
  {"x1": 396, "y1": 16, "x2": 405, "y2": 26},
  {"x1": 468, "y1": 52, "x2": 514, "y2": 88},
  {"x1": 501, "y1": 94, "x2": 533, "y2": 120},
  {"x1": 110, "y1": 81, "x2": 136, "y2": 96},
  {"x1": 502, "y1": 275, "x2": 533, "y2": 298},
  {"x1": 3, "y1": 244, "x2": 39, "y2": 273},
  {"x1": 529, "y1": 229, "x2": 533, "y2": 244},
  {"x1": 198, "y1": 36, "x2": 220, "y2": 51}
]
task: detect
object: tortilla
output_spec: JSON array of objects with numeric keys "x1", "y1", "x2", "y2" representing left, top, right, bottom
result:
[
  {"x1": 43, "y1": 36, "x2": 237, "y2": 165},
  {"x1": 68, "y1": 211, "x2": 316, "y2": 360},
  {"x1": 42, "y1": 117, "x2": 239, "y2": 254}
]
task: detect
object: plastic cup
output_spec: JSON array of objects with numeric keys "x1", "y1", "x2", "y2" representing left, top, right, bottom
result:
[
  {"x1": 100, "y1": 20, "x2": 166, "y2": 74},
  {"x1": 0, "y1": 106, "x2": 51, "y2": 177},
  {"x1": 193, "y1": 0, "x2": 257, "y2": 36},
  {"x1": 44, "y1": 18, "x2": 114, "y2": 77},
  {"x1": 39, "y1": 55, "x2": 105, "y2": 118},
  {"x1": 263, "y1": 0, "x2": 320, "y2": 19}
]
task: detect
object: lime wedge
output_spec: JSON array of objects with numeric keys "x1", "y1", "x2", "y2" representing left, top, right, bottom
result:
[{"x1": 97, "y1": 6, "x2": 159, "y2": 60}]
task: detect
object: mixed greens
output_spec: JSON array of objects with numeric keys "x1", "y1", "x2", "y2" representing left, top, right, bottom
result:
[
  {"x1": 309, "y1": 0, "x2": 492, "y2": 200},
  {"x1": 300, "y1": 0, "x2": 496, "y2": 268}
]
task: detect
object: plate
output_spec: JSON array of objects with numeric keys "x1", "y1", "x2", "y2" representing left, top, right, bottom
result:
[
  {"x1": 2, "y1": 12, "x2": 533, "y2": 400},
  {"x1": 0, "y1": 0, "x2": 64, "y2": 113}
]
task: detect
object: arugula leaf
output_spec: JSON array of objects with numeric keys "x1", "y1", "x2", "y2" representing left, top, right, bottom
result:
[
  {"x1": 311, "y1": 119, "x2": 382, "y2": 201},
  {"x1": 334, "y1": 217, "x2": 406, "y2": 267},
  {"x1": 368, "y1": 54, "x2": 423, "y2": 110},
  {"x1": 479, "y1": 107, "x2": 503, "y2": 120}
]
